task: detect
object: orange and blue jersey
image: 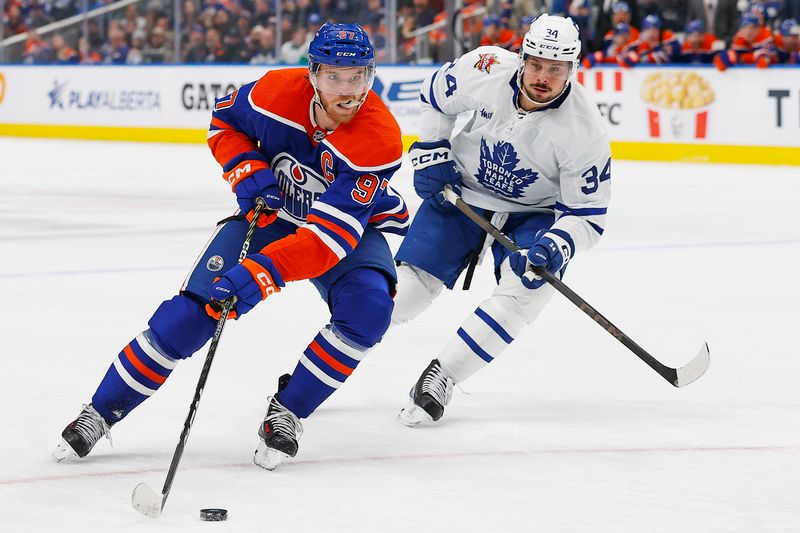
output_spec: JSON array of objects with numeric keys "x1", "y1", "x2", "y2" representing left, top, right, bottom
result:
[
  {"x1": 679, "y1": 33, "x2": 716, "y2": 63},
  {"x1": 208, "y1": 68, "x2": 408, "y2": 283},
  {"x1": 634, "y1": 30, "x2": 680, "y2": 63},
  {"x1": 731, "y1": 27, "x2": 774, "y2": 64},
  {"x1": 774, "y1": 34, "x2": 800, "y2": 64}
]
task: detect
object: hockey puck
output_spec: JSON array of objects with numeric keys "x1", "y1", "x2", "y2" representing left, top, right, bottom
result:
[{"x1": 200, "y1": 508, "x2": 228, "y2": 521}]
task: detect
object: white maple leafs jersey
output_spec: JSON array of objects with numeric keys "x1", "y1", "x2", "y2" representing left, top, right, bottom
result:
[{"x1": 419, "y1": 46, "x2": 611, "y2": 254}]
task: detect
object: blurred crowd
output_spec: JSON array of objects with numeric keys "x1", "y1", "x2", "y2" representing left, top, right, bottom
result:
[{"x1": 2, "y1": 0, "x2": 799, "y2": 66}]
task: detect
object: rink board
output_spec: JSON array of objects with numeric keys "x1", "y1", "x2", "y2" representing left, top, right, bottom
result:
[{"x1": 0, "y1": 64, "x2": 798, "y2": 164}]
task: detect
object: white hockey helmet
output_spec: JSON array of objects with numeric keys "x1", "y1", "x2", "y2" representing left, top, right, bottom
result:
[{"x1": 521, "y1": 14, "x2": 582, "y2": 68}]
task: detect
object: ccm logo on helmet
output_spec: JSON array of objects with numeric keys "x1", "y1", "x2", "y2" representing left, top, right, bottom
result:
[{"x1": 336, "y1": 52, "x2": 357, "y2": 56}]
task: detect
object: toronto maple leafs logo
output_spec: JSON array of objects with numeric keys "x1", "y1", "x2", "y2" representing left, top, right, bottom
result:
[
  {"x1": 473, "y1": 53, "x2": 499, "y2": 73},
  {"x1": 475, "y1": 139, "x2": 538, "y2": 198}
]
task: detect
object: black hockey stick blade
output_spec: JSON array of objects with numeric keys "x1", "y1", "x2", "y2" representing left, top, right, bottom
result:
[{"x1": 442, "y1": 185, "x2": 710, "y2": 387}]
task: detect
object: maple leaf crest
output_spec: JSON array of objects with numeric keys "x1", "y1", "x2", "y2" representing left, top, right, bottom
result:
[{"x1": 475, "y1": 139, "x2": 538, "y2": 198}]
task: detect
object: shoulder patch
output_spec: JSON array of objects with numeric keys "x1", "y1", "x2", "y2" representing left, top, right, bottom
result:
[{"x1": 474, "y1": 53, "x2": 500, "y2": 73}]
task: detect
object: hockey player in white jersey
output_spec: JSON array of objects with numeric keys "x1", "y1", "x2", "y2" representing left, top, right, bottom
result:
[{"x1": 393, "y1": 14, "x2": 612, "y2": 425}]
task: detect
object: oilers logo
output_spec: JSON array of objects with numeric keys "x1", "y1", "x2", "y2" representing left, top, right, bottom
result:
[{"x1": 272, "y1": 153, "x2": 329, "y2": 225}]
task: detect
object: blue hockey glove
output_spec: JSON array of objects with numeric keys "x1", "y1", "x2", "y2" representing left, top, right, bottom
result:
[
  {"x1": 408, "y1": 140, "x2": 462, "y2": 210},
  {"x1": 224, "y1": 151, "x2": 283, "y2": 228},
  {"x1": 206, "y1": 253, "x2": 285, "y2": 319},
  {"x1": 510, "y1": 234, "x2": 572, "y2": 289}
]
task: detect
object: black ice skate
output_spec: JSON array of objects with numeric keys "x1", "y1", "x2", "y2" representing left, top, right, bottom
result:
[
  {"x1": 53, "y1": 404, "x2": 113, "y2": 462},
  {"x1": 253, "y1": 375, "x2": 303, "y2": 471},
  {"x1": 399, "y1": 359, "x2": 455, "y2": 427}
]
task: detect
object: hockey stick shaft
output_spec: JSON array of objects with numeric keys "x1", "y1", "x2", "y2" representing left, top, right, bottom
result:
[
  {"x1": 157, "y1": 200, "x2": 267, "y2": 511},
  {"x1": 443, "y1": 186, "x2": 709, "y2": 387}
]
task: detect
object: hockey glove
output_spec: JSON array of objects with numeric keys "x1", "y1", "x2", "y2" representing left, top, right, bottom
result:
[
  {"x1": 224, "y1": 151, "x2": 283, "y2": 228},
  {"x1": 206, "y1": 253, "x2": 285, "y2": 319},
  {"x1": 510, "y1": 233, "x2": 572, "y2": 290},
  {"x1": 409, "y1": 140, "x2": 462, "y2": 210}
]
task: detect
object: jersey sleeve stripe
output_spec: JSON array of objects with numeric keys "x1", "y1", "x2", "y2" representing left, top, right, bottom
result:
[
  {"x1": 306, "y1": 214, "x2": 359, "y2": 250},
  {"x1": 428, "y1": 70, "x2": 443, "y2": 113},
  {"x1": 368, "y1": 209, "x2": 409, "y2": 223},
  {"x1": 210, "y1": 117, "x2": 233, "y2": 131},
  {"x1": 302, "y1": 223, "x2": 348, "y2": 259},
  {"x1": 555, "y1": 202, "x2": 608, "y2": 216},
  {"x1": 310, "y1": 201, "x2": 365, "y2": 235},
  {"x1": 587, "y1": 221, "x2": 605, "y2": 235}
]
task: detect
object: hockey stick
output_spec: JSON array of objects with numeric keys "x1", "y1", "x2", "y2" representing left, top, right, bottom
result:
[
  {"x1": 132, "y1": 199, "x2": 267, "y2": 518},
  {"x1": 442, "y1": 185, "x2": 710, "y2": 388}
]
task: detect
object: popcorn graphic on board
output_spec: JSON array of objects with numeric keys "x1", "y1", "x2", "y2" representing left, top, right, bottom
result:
[{"x1": 640, "y1": 72, "x2": 715, "y2": 140}]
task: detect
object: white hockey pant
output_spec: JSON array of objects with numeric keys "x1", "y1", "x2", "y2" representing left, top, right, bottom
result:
[{"x1": 392, "y1": 261, "x2": 555, "y2": 384}]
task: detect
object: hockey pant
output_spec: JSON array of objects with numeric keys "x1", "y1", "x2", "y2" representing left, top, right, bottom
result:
[
  {"x1": 392, "y1": 259, "x2": 556, "y2": 384},
  {"x1": 90, "y1": 267, "x2": 393, "y2": 423}
]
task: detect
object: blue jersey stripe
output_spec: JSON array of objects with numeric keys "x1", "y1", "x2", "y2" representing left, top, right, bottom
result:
[
  {"x1": 474, "y1": 308, "x2": 514, "y2": 344},
  {"x1": 555, "y1": 202, "x2": 608, "y2": 216},
  {"x1": 429, "y1": 71, "x2": 443, "y2": 113},
  {"x1": 588, "y1": 221, "x2": 605, "y2": 235},
  {"x1": 457, "y1": 328, "x2": 494, "y2": 363}
]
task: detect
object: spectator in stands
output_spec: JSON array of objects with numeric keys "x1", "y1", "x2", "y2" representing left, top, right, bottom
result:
[
  {"x1": 251, "y1": 0, "x2": 272, "y2": 28},
  {"x1": 223, "y1": 24, "x2": 251, "y2": 63},
  {"x1": 412, "y1": 0, "x2": 436, "y2": 28},
  {"x1": 289, "y1": 0, "x2": 320, "y2": 31},
  {"x1": 204, "y1": 27, "x2": 228, "y2": 62},
  {"x1": 250, "y1": 24, "x2": 279, "y2": 64},
  {"x1": 143, "y1": 25, "x2": 171, "y2": 63},
  {"x1": 509, "y1": 0, "x2": 542, "y2": 30},
  {"x1": 714, "y1": 12, "x2": 774, "y2": 69},
  {"x1": 583, "y1": 22, "x2": 637, "y2": 66},
  {"x1": 307, "y1": 12, "x2": 323, "y2": 37},
  {"x1": 632, "y1": 14, "x2": 681, "y2": 64},
  {"x1": 213, "y1": 6, "x2": 233, "y2": 35},
  {"x1": 280, "y1": 25, "x2": 309, "y2": 63},
  {"x1": 679, "y1": 19, "x2": 717, "y2": 63},
  {"x1": 50, "y1": 0, "x2": 77, "y2": 21},
  {"x1": 5, "y1": 4, "x2": 28, "y2": 36},
  {"x1": 360, "y1": 0, "x2": 384, "y2": 33},
  {"x1": 78, "y1": 36, "x2": 102, "y2": 64},
  {"x1": 26, "y1": 1, "x2": 54, "y2": 30},
  {"x1": 479, "y1": 15, "x2": 517, "y2": 49},
  {"x1": 52, "y1": 33, "x2": 79, "y2": 64},
  {"x1": 593, "y1": 0, "x2": 640, "y2": 50},
  {"x1": 102, "y1": 26, "x2": 129, "y2": 64},
  {"x1": 511, "y1": 14, "x2": 534, "y2": 52},
  {"x1": 569, "y1": 0, "x2": 593, "y2": 50},
  {"x1": 123, "y1": 3, "x2": 146, "y2": 34},
  {"x1": 687, "y1": 0, "x2": 740, "y2": 45},
  {"x1": 184, "y1": 26, "x2": 209, "y2": 62},
  {"x1": 126, "y1": 29, "x2": 146, "y2": 64},
  {"x1": 22, "y1": 30, "x2": 53, "y2": 64},
  {"x1": 774, "y1": 17, "x2": 799, "y2": 63}
]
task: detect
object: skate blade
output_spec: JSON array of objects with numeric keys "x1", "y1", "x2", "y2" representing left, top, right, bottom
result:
[
  {"x1": 398, "y1": 401, "x2": 433, "y2": 427},
  {"x1": 131, "y1": 482, "x2": 162, "y2": 518},
  {"x1": 52, "y1": 440, "x2": 79, "y2": 463},
  {"x1": 253, "y1": 441, "x2": 289, "y2": 471}
]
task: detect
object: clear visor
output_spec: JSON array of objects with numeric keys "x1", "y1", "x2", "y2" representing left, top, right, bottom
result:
[
  {"x1": 522, "y1": 55, "x2": 572, "y2": 82},
  {"x1": 310, "y1": 63, "x2": 375, "y2": 96}
]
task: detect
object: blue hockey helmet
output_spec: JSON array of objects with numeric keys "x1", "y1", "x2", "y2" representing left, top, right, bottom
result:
[
  {"x1": 521, "y1": 15, "x2": 535, "y2": 27},
  {"x1": 308, "y1": 22, "x2": 376, "y2": 110},
  {"x1": 685, "y1": 19, "x2": 704, "y2": 34},
  {"x1": 780, "y1": 18, "x2": 799, "y2": 36},
  {"x1": 308, "y1": 22, "x2": 375, "y2": 67},
  {"x1": 642, "y1": 14, "x2": 662, "y2": 30},
  {"x1": 739, "y1": 12, "x2": 760, "y2": 27},
  {"x1": 612, "y1": 1, "x2": 630, "y2": 12},
  {"x1": 483, "y1": 15, "x2": 502, "y2": 27}
]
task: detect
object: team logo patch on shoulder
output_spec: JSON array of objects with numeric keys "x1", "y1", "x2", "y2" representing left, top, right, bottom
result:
[
  {"x1": 474, "y1": 53, "x2": 499, "y2": 73},
  {"x1": 207, "y1": 255, "x2": 224, "y2": 272}
]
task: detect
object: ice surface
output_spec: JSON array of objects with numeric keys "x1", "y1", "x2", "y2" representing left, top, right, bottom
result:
[{"x1": 1, "y1": 138, "x2": 799, "y2": 532}]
